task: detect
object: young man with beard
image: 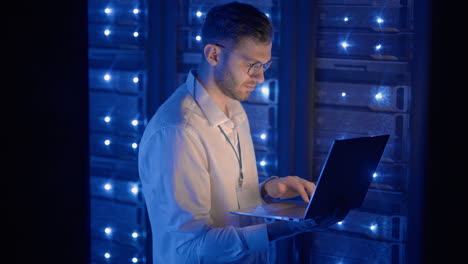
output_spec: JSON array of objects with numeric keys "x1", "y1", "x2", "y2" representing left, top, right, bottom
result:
[{"x1": 138, "y1": 2, "x2": 342, "y2": 263}]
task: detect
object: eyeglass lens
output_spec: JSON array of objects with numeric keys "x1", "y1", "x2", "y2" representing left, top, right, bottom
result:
[{"x1": 248, "y1": 61, "x2": 271, "y2": 75}]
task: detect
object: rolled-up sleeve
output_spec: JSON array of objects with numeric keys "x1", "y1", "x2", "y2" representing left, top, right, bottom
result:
[{"x1": 138, "y1": 125, "x2": 269, "y2": 263}]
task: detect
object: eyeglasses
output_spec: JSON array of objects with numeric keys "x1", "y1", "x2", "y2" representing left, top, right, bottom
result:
[{"x1": 215, "y1": 43, "x2": 272, "y2": 76}]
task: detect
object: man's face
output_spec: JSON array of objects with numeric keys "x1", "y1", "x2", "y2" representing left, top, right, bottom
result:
[{"x1": 214, "y1": 38, "x2": 272, "y2": 102}]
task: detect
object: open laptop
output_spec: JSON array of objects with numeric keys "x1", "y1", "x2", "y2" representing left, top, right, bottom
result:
[{"x1": 230, "y1": 134, "x2": 390, "y2": 222}]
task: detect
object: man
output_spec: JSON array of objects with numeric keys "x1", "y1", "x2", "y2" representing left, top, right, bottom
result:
[{"x1": 138, "y1": 2, "x2": 343, "y2": 263}]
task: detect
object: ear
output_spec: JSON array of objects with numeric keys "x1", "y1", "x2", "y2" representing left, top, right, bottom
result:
[{"x1": 203, "y1": 44, "x2": 222, "y2": 66}]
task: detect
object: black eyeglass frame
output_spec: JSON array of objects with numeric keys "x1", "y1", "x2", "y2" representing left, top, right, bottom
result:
[{"x1": 214, "y1": 43, "x2": 272, "y2": 76}]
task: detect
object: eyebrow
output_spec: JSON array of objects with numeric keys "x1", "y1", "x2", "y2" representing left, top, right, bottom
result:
[
  {"x1": 242, "y1": 54, "x2": 272, "y2": 65},
  {"x1": 216, "y1": 43, "x2": 271, "y2": 64}
]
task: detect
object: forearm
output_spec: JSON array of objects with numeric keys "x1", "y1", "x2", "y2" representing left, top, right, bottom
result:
[{"x1": 177, "y1": 223, "x2": 269, "y2": 262}]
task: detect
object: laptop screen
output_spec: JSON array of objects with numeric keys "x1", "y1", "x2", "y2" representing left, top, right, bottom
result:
[{"x1": 305, "y1": 135, "x2": 389, "y2": 219}]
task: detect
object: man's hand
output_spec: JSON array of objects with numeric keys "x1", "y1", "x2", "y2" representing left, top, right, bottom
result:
[{"x1": 264, "y1": 176, "x2": 316, "y2": 203}]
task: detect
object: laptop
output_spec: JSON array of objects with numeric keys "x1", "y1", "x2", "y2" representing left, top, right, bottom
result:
[{"x1": 230, "y1": 134, "x2": 390, "y2": 222}]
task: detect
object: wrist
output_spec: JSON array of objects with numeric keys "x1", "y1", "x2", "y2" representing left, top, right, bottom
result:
[{"x1": 260, "y1": 176, "x2": 279, "y2": 201}]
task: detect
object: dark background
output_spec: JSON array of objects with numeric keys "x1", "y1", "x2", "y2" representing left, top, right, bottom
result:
[{"x1": 12, "y1": 1, "x2": 464, "y2": 263}]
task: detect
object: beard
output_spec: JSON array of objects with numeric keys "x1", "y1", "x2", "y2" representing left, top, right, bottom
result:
[{"x1": 214, "y1": 62, "x2": 252, "y2": 102}]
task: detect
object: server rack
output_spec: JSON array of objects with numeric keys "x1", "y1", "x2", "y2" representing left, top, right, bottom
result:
[
  {"x1": 88, "y1": 1, "x2": 149, "y2": 263},
  {"x1": 297, "y1": 1, "x2": 414, "y2": 263}
]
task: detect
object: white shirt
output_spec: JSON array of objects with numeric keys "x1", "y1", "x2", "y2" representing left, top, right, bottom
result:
[{"x1": 138, "y1": 70, "x2": 272, "y2": 264}]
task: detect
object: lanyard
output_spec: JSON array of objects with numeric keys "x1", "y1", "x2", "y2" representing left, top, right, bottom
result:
[{"x1": 218, "y1": 125, "x2": 243, "y2": 187}]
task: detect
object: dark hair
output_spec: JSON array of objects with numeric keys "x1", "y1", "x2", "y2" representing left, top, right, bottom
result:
[{"x1": 201, "y1": 1, "x2": 273, "y2": 48}]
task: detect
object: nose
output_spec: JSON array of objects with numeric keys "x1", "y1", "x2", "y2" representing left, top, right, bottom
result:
[{"x1": 250, "y1": 68, "x2": 265, "y2": 84}]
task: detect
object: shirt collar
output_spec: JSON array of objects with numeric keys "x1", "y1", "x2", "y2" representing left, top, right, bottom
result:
[{"x1": 186, "y1": 70, "x2": 247, "y2": 128}]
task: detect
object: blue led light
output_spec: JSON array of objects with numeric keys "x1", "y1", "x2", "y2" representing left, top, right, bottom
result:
[
  {"x1": 340, "y1": 41, "x2": 349, "y2": 49},
  {"x1": 104, "y1": 227, "x2": 112, "y2": 234},
  {"x1": 375, "y1": 92, "x2": 383, "y2": 100},
  {"x1": 373, "y1": 172, "x2": 378, "y2": 178},
  {"x1": 376, "y1": 17, "x2": 384, "y2": 24},
  {"x1": 370, "y1": 224, "x2": 377, "y2": 231},
  {"x1": 260, "y1": 160, "x2": 267, "y2": 167},
  {"x1": 104, "y1": 252, "x2": 111, "y2": 259},
  {"x1": 132, "y1": 232, "x2": 139, "y2": 238},
  {"x1": 133, "y1": 9, "x2": 140, "y2": 14},
  {"x1": 104, "y1": 116, "x2": 111, "y2": 123},
  {"x1": 104, "y1": 29, "x2": 111, "y2": 36},
  {"x1": 104, "y1": 74, "x2": 111, "y2": 81},
  {"x1": 133, "y1": 32, "x2": 139, "y2": 38},
  {"x1": 104, "y1": 139, "x2": 111, "y2": 146},
  {"x1": 375, "y1": 44, "x2": 382, "y2": 51},
  {"x1": 341, "y1": 92, "x2": 346, "y2": 97},
  {"x1": 132, "y1": 143, "x2": 138, "y2": 149},
  {"x1": 343, "y1": 16, "x2": 349, "y2": 22},
  {"x1": 133, "y1": 77, "x2": 139, "y2": 83},
  {"x1": 337, "y1": 221, "x2": 343, "y2": 225},
  {"x1": 104, "y1": 8, "x2": 112, "y2": 14},
  {"x1": 132, "y1": 257, "x2": 139, "y2": 263},
  {"x1": 260, "y1": 133, "x2": 267, "y2": 140},
  {"x1": 132, "y1": 119, "x2": 139, "y2": 126},
  {"x1": 265, "y1": 13, "x2": 270, "y2": 18},
  {"x1": 195, "y1": 35, "x2": 202, "y2": 41},
  {"x1": 131, "y1": 185, "x2": 139, "y2": 194},
  {"x1": 104, "y1": 183, "x2": 112, "y2": 190},
  {"x1": 260, "y1": 85, "x2": 270, "y2": 97},
  {"x1": 196, "y1": 11, "x2": 203, "y2": 17}
]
